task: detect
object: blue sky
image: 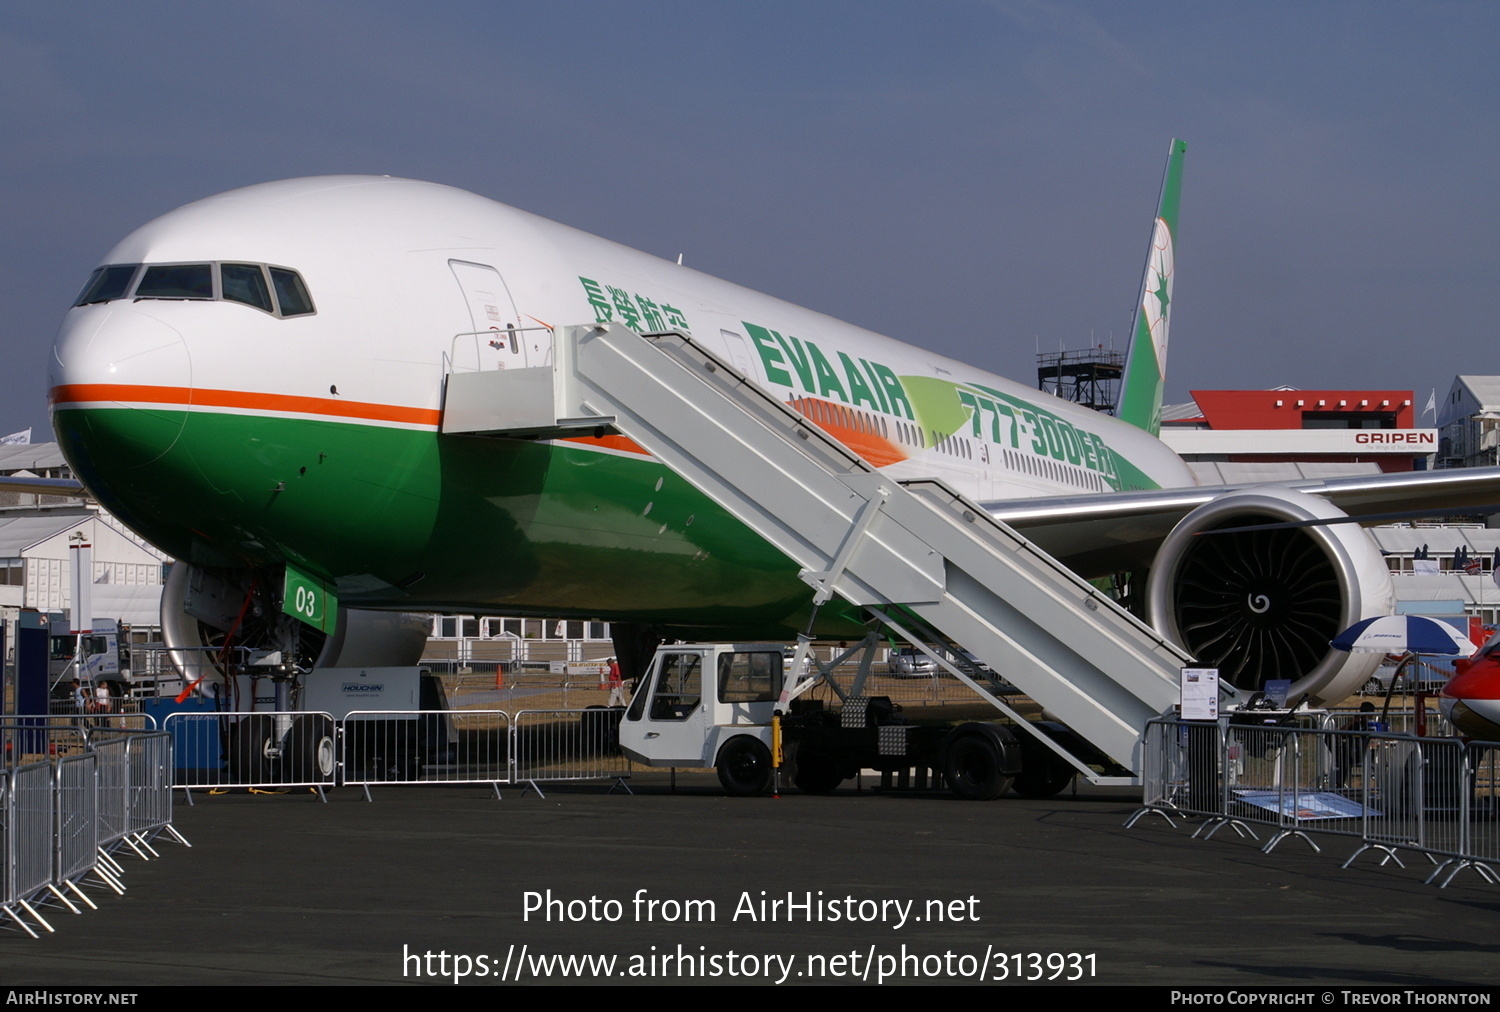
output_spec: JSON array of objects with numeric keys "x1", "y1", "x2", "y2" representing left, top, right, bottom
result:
[{"x1": 2, "y1": 1, "x2": 1495, "y2": 437}]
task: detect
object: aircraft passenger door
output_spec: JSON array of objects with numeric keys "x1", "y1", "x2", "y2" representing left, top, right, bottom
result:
[
  {"x1": 449, "y1": 260, "x2": 527, "y2": 371},
  {"x1": 720, "y1": 329, "x2": 757, "y2": 381}
]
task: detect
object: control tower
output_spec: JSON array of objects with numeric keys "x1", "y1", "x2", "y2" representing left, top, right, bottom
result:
[{"x1": 1037, "y1": 347, "x2": 1124, "y2": 414}]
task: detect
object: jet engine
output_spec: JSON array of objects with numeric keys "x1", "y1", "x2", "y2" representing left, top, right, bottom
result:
[
  {"x1": 161, "y1": 563, "x2": 430, "y2": 700},
  {"x1": 1144, "y1": 486, "x2": 1392, "y2": 706}
]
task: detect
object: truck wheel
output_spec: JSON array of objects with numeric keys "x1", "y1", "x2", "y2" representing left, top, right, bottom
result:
[
  {"x1": 1012, "y1": 755, "x2": 1075, "y2": 798},
  {"x1": 716, "y1": 736, "x2": 773, "y2": 797},
  {"x1": 288, "y1": 715, "x2": 337, "y2": 783},
  {"x1": 229, "y1": 715, "x2": 276, "y2": 785},
  {"x1": 793, "y1": 750, "x2": 846, "y2": 795},
  {"x1": 943, "y1": 734, "x2": 1013, "y2": 800}
]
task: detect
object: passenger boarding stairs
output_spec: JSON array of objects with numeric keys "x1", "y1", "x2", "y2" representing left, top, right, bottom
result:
[{"x1": 441, "y1": 324, "x2": 1194, "y2": 782}]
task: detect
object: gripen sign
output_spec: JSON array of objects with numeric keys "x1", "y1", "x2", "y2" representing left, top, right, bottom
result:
[{"x1": 1355, "y1": 431, "x2": 1436, "y2": 444}]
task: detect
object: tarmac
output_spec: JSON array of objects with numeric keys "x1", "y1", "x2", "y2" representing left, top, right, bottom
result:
[{"x1": 5, "y1": 774, "x2": 1500, "y2": 987}]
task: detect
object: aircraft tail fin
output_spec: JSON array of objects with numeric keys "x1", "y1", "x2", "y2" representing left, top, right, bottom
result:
[{"x1": 1115, "y1": 138, "x2": 1186, "y2": 437}]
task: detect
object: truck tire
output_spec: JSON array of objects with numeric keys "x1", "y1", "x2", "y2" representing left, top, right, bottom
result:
[
  {"x1": 716, "y1": 736, "x2": 773, "y2": 797},
  {"x1": 943, "y1": 732, "x2": 1014, "y2": 800},
  {"x1": 288, "y1": 714, "x2": 337, "y2": 783},
  {"x1": 229, "y1": 715, "x2": 276, "y2": 785},
  {"x1": 792, "y1": 749, "x2": 846, "y2": 795},
  {"x1": 1012, "y1": 755, "x2": 1075, "y2": 798}
]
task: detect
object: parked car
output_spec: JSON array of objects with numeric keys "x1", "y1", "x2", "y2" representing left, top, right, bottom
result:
[
  {"x1": 887, "y1": 646, "x2": 939, "y2": 677},
  {"x1": 953, "y1": 650, "x2": 1021, "y2": 695},
  {"x1": 1361, "y1": 658, "x2": 1453, "y2": 695}
]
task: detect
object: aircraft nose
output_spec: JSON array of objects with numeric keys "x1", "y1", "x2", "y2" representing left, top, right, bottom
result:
[{"x1": 50, "y1": 304, "x2": 194, "y2": 473}]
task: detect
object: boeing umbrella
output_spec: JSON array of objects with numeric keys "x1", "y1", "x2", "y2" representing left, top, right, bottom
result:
[
  {"x1": 1332, "y1": 615, "x2": 1477, "y2": 721},
  {"x1": 1331, "y1": 615, "x2": 1478, "y2": 657}
]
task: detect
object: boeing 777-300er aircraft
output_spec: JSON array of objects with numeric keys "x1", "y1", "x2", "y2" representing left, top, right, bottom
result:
[{"x1": 39, "y1": 140, "x2": 1500, "y2": 715}]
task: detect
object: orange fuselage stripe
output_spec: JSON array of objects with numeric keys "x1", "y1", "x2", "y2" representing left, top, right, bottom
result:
[
  {"x1": 48, "y1": 387, "x2": 884, "y2": 465},
  {"x1": 559, "y1": 433, "x2": 649, "y2": 455},
  {"x1": 49, "y1": 384, "x2": 443, "y2": 427}
]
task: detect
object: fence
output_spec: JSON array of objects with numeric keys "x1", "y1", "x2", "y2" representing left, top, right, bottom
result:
[
  {"x1": 2, "y1": 730, "x2": 184, "y2": 938},
  {"x1": 163, "y1": 711, "x2": 338, "y2": 797},
  {"x1": 4, "y1": 762, "x2": 55, "y2": 936},
  {"x1": 341, "y1": 709, "x2": 509, "y2": 799},
  {"x1": 164, "y1": 707, "x2": 634, "y2": 799},
  {"x1": 1130, "y1": 716, "x2": 1500, "y2": 887},
  {"x1": 93, "y1": 736, "x2": 131, "y2": 855},
  {"x1": 512, "y1": 708, "x2": 632, "y2": 797},
  {"x1": 125, "y1": 732, "x2": 176, "y2": 852},
  {"x1": 1320, "y1": 699, "x2": 1455, "y2": 737},
  {"x1": 55, "y1": 753, "x2": 101, "y2": 904},
  {"x1": 89, "y1": 729, "x2": 176, "y2": 858},
  {"x1": 1, "y1": 714, "x2": 158, "y2": 769}
]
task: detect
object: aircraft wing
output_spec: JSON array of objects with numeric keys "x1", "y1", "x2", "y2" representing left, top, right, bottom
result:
[
  {"x1": 982, "y1": 467, "x2": 1500, "y2": 577},
  {"x1": 0, "y1": 474, "x2": 88, "y2": 498}
]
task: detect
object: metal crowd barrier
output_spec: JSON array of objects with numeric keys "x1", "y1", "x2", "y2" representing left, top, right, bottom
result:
[
  {"x1": 5, "y1": 761, "x2": 58, "y2": 936},
  {"x1": 1320, "y1": 702, "x2": 1456, "y2": 738},
  {"x1": 92, "y1": 736, "x2": 130, "y2": 857},
  {"x1": 1463, "y1": 743, "x2": 1500, "y2": 876},
  {"x1": 163, "y1": 710, "x2": 338, "y2": 801},
  {"x1": 1, "y1": 714, "x2": 158, "y2": 772},
  {"x1": 341, "y1": 709, "x2": 508, "y2": 799},
  {"x1": 55, "y1": 753, "x2": 101, "y2": 905},
  {"x1": 0, "y1": 769, "x2": 6, "y2": 922},
  {"x1": 126, "y1": 731, "x2": 180, "y2": 851},
  {"x1": 512, "y1": 708, "x2": 632, "y2": 797},
  {"x1": 1136, "y1": 719, "x2": 1226, "y2": 824},
  {"x1": 2, "y1": 729, "x2": 185, "y2": 939},
  {"x1": 163, "y1": 707, "x2": 633, "y2": 800},
  {"x1": 2, "y1": 719, "x2": 89, "y2": 766},
  {"x1": 1130, "y1": 716, "x2": 1500, "y2": 888},
  {"x1": 85, "y1": 728, "x2": 181, "y2": 858},
  {"x1": 0, "y1": 768, "x2": 7, "y2": 928},
  {"x1": 1225, "y1": 722, "x2": 1363, "y2": 851}
]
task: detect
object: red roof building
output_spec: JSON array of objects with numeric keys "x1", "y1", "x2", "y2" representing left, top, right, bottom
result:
[{"x1": 1159, "y1": 388, "x2": 1433, "y2": 480}]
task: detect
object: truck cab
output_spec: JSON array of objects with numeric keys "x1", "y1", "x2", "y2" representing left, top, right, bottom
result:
[
  {"x1": 618, "y1": 644, "x2": 785, "y2": 794},
  {"x1": 618, "y1": 641, "x2": 1026, "y2": 799},
  {"x1": 48, "y1": 616, "x2": 122, "y2": 700}
]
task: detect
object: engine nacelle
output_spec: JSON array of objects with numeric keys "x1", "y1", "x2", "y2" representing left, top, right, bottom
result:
[
  {"x1": 162, "y1": 563, "x2": 429, "y2": 688},
  {"x1": 314, "y1": 608, "x2": 430, "y2": 669},
  {"x1": 1145, "y1": 487, "x2": 1393, "y2": 706}
]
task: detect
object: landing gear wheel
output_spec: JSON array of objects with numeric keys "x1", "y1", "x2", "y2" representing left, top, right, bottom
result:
[
  {"x1": 716, "y1": 736, "x2": 773, "y2": 797},
  {"x1": 792, "y1": 750, "x2": 846, "y2": 795},
  {"x1": 944, "y1": 734, "x2": 1014, "y2": 800},
  {"x1": 229, "y1": 715, "x2": 277, "y2": 785},
  {"x1": 289, "y1": 715, "x2": 337, "y2": 783}
]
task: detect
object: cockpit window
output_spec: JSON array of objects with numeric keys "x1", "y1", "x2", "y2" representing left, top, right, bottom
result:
[
  {"x1": 136, "y1": 264, "x2": 214, "y2": 300},
  {"x1": 74, "y1": 265, "x2": 140, "y2": 306},
  {"x1": 71, "y1": 261, "x2": 316, "y2": 319},
  {"x1": 269, "y1": 268, "x2": 315, "y2": 316},
  {"x1": 221, "y1": 263, "x2": 273, "y2": 313}
]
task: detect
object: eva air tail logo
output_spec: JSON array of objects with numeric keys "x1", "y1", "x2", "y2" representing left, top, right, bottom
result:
[{"x1": 1142, "y1": 216, "x2": 1174, "y2": 376}]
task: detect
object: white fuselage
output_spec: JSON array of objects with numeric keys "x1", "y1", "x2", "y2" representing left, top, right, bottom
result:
[
  {"x1": 48, "y1": 176, "x2": 1198, "y2": 636},
  {"x1": 50, "y1": 176, "x2": 1195, "y2": 503}
]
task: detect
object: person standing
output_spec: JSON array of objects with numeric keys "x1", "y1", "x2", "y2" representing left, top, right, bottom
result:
[{"x1": 607, "y1": 657, "x2": 627, "y2": 706}]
